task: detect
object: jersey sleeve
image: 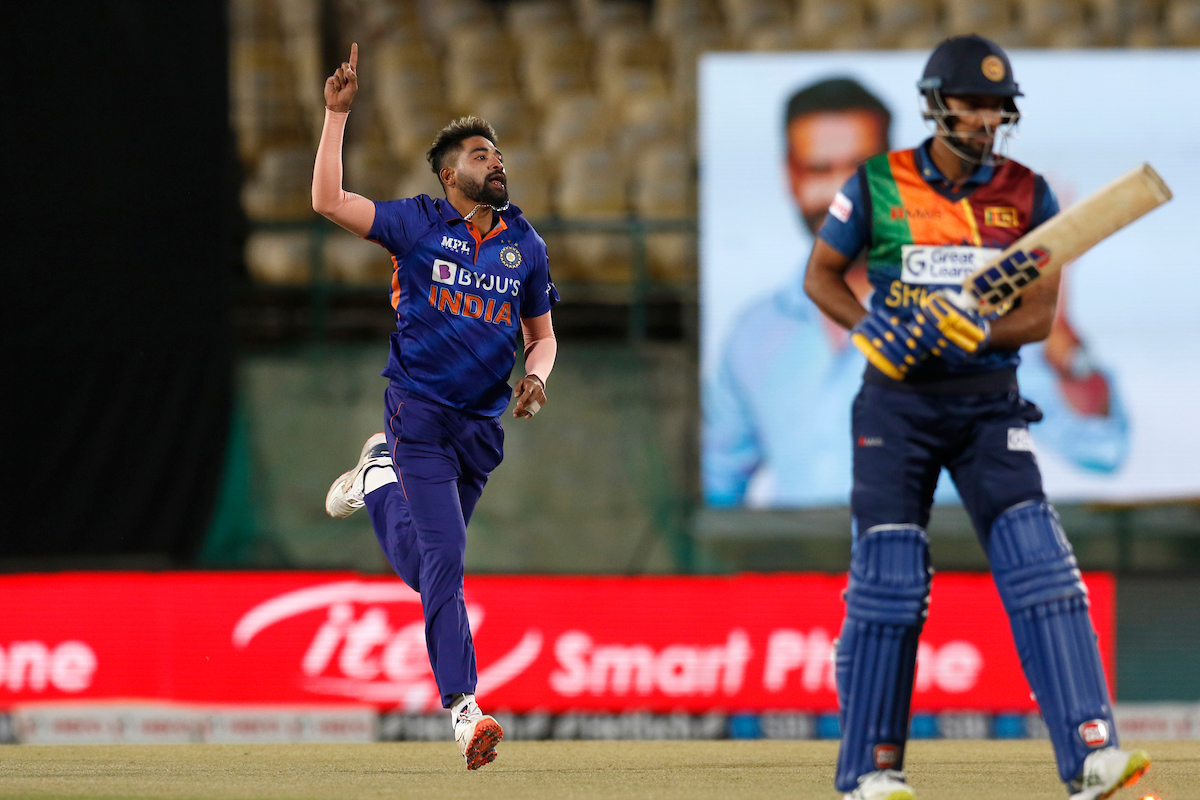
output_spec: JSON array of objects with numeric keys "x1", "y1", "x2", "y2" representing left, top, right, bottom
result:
[
  {"x1": 520, "y1": 236, "x2": 560, "y2": 318},
  {"x1": 367, "y1": 197, "x2": 433, "y2": 257},
  {"x1": 1030, "y1": 175, "x2": 1061, "y2": 229},
  {"x1": 816, "y1": 171, "x2": 871, "y2": 259}
]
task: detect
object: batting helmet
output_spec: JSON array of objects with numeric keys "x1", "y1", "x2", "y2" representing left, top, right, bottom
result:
[{"x1": 918, "y1": 34, "x2": 1022, "y2": 99}]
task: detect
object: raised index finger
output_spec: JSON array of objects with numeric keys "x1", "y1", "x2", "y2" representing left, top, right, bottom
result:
[{"x1": 349, "y1": 42, "x2": 358, "y2": 71}]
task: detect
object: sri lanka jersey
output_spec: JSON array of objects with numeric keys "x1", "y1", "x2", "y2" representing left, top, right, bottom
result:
[
  {"x1": 368, "y1": 195, "x2": 559, "y2": 418},
  {"x1": 819, "y1": 138, "x2": 1059, "y2": 382}
]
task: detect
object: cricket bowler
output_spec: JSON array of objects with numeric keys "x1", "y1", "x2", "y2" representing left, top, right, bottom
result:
[
  {"x1": 803, "y1": 35, "x2": 1150, "y2": 800},
  {"x1": 312, "y1": 45, "x2": 558, "y2": 770}
]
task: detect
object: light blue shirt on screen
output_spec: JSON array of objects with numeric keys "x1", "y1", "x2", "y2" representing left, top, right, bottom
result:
[{"x1": 703, "y1": 274, "x2": 1129, "y2": 508}]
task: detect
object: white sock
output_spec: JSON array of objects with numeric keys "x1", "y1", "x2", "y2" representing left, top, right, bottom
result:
[
  {"x1": 450, "y1": 693, "x2": 476, "y2": 719},
  {"x1": 363, "y1": 465, "x2": 398, "y2": 495}
]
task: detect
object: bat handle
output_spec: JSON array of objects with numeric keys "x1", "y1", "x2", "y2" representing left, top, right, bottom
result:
[{"x1": 944, "y1": 287, "x2": 981, "y2": 313}]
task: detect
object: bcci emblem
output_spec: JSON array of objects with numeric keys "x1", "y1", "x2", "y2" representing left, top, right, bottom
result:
[{"x1": 499, "y1": 245, "x2": 522, "y2": 269}]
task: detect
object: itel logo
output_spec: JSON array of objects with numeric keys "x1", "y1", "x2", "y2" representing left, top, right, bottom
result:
[{"x1": 232, "y1": 582, "x2": 542, "y2": 711}]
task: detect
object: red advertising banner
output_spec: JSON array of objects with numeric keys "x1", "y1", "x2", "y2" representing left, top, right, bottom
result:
[{"x1": 0, "y1": 572, "x2": 1114, "y2": 713}]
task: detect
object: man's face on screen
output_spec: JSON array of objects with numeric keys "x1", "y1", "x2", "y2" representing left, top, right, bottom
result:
[
  {"x1": 451, "y1": 135, "x2": 508, "y2": 207},
  {"x1": 787, "y1": 110, "x2": 888, "y2": 235}
]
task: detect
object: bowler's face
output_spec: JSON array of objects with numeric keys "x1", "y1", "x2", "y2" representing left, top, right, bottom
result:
[{"x1": 787, "y1": 110, "x2": 887, "y2": 235}]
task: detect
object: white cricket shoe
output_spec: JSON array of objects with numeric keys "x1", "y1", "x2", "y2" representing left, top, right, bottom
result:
[
  {"x1": 453, "y1": 698, "x2": 503, "y2": 770},
  {"x1": 1068, "y1": 747, "x2": 1150, "y2": 800},
  {"x1": 844, "y1": 770, "x2": 915, "y2": 800},
  {"x1": 325, "y1": 432, "x2": 390, "y2": 518}
]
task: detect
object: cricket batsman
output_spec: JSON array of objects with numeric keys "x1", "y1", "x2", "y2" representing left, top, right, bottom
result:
[
  {"x1": 803, "y1": 36, "x2": 1150, "y2": 800},
  {"x1": 312, "y1": 44, "x2": 558, "y2": 770}
]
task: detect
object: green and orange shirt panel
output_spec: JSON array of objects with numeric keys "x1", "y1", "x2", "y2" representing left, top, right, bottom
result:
[{"x1": 817, "y1": 138, "x2": 1059, "y2": 379}]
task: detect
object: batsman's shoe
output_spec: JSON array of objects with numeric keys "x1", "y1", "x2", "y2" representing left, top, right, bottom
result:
[
  {"x1": 1068, "y1": 747, "x2": 1150, "y2": 800},
  {"x1": 325, "y1": 433, "x2": 390, "y2": 518},
  {"x1": 844, "y1": 770, "x2": 915, "y2": 800},
  {"x1": 453, "y1": 700, "x2": 503, "y2": 770}
]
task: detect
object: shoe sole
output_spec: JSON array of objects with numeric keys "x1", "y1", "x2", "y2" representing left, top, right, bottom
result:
[
  {"x1": 842, "y1": 788, "x2": 914, "y2": 800},
  {"x1": 464, "y1": 719, "x2": 503, "y2": 771},
  {"x1": 325, "y1": 433, "x2": 387, "y2": 518},
  {"x1": 1097, "y1": 750, "x2": 1150, "y2": 800}
]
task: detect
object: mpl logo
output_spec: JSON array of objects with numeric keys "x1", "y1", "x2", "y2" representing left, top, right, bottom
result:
[
  {"x1": 432, "y1": 259, "x2": 458, "y2": 285},
  {"x1": 232, "y1": 581, "x2": 542, "y2": 711},
  {"x1": 441, "y1": 236, "x2": 470, "y2": 256},
  {"x1": 901, "y1": 245, "x2": 1001, "y2": 286}
]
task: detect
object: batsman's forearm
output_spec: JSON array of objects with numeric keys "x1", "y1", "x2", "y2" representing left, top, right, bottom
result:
[
  {"x1": 312, "y1": 109, "x2": 375, "y2": 235},
  {"x1": 987, "y1": 274, "x2": 1059, "y2": 350},
  {"x1": 804, "y1": 264, "x2": 868, "y2": 331}
]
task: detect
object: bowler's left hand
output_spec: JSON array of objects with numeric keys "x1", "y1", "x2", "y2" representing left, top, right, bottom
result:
[{"x1": 512, "y1": 375, "x2": 546, "y2": 419}]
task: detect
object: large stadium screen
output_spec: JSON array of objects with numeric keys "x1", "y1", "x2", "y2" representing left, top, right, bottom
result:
[{"x1": 699, "y1": 50, "x2": 1200, "y2": 509}]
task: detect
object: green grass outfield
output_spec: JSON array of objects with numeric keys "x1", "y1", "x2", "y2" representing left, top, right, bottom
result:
[{"x1": 0, "y1": 740, "x2": 1193, "y2": 800}]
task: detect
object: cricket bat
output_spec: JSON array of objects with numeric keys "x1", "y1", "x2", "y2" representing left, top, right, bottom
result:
[{"x1": 962, "y1": 163, "x2": 1173, "y2": 315}]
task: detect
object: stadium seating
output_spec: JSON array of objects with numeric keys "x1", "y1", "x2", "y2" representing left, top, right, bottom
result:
[{"x1": 232, "y1": 0, "x2": 1179, "y2": 288}]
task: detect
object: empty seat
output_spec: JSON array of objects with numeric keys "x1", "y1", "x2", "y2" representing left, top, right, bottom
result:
[
  {"x1": 394, "y1": 155, "x2": 446, "y2": 201},
  {"x1": 518, "y1": 28, "x2": 593, "y2": 108},
  {"x1": 506, "y1": 0, "x2": 576, "y2": 46},
  {"x1": 425, "y1": 0, "x2": 498, "y2": 45},
  {"x1": 344, "y1": 141, "x2": 406, "y2": 202},
  {"x1": 944, "y1": 0, "x2": 1015, "y2": 37},
  {"x1": 795, "y1": 0, "x2": 870, "y2": 48},
  {"x1": 653, "y1": 0, "x2": 724, "y2": 40},
  {"x1": 598, "y1": 66, "x2": 670, "y2": 107},
  {"x1": 444, "y1": 26, "x2": 519, "y2": 114},
  {"x1": 498, "y1": 146, "x2": 554, "y2": 219},
  {"x1": 541, "y1": 95, "x2": 611, "y2": 161},
  {"x1": 325, "y1": 232, "x2": 395, "y2": 286},
  {"x1": 595, "y1": 26, "x2": 670, "y2": 77},
  {"x1": 669, "y1": 27, "x2": 730, "y2": 110},
  {"x1": 870, "y1": 0, "x2": 940, "y2": 46},
  {"x1": 633, "y1": 145, "x2": 696, "y2": 283},
  {"x1": 556, "y1": 148, "x2": 632, "y2": 284},
  {"x1": 615, "y1": 91, "x2": 686, "y2": 168},
  {"x1": 471, "y1": 93, "x2": 538, "y2": 147},
  {"x1": 373, "y1": 40, "x2": 448, "y2": 160},
  {"x1": 746, "y1": 26, "x2": 804, "y2": 49},
  {"x1": 721, "y1": 0, "x2": 793, "y2": 39},
  {"x1": 1166, "y1": 0, "x2": 1200, "y2": 43},
  {"x1": 246, "y1": 231, "x2": 311, "y2": 285},
  {"x1": 241, "y1": 146, "x2": 314, "y2": 221},
  {"x1": 1017, "y1": 0, "x2": 1088, "y2": 44},
  {"x1": 575, "y1": 0, "x2": 649, "y2": 37},
  {"x1": 231, "y1": 40, "x2": 307, "y2": 161}
]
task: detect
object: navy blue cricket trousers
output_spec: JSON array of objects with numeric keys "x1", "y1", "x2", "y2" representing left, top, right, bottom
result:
[
  {"x1": 364, "y1": 384, "x2": 504, "y2": 708},
  {"x1": 851, "y1": 382, "x2": 1046, "y2": 541}
]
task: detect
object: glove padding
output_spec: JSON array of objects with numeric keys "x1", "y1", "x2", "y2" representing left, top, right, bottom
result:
[
  {"x1": 913, "y1": 290, "x2": 991, "y2": 364},
  {"x1": 850, "y1": 307, "x2": 930, "y2": 380}
]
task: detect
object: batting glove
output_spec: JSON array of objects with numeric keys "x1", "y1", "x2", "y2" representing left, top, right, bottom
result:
[
  {"x1": 850, "y1": 306, "x2": 930, "y2": 380},
  {"x1": 914, "y1": 289, "x2": 991, "y2": 363}
]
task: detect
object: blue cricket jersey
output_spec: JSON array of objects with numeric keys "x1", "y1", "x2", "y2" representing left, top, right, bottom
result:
[{"x1": 368, "y1": 195, "x2": 559, "y2": 418}]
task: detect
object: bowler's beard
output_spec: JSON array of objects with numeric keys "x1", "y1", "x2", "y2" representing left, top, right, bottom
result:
[{"x1": 460, "y1": 172, "x2": 508, "y2": 207}]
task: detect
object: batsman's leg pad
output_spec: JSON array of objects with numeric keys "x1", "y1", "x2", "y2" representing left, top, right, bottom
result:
[
  {"x1": 835, "y1": 524, "x2": 932, "y2": 792},
  {"x1": 989, "y1": 501, "x2": 1116, "y2": 784}
]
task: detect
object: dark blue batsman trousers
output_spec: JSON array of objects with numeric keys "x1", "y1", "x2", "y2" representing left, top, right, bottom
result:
[
  {"x1": 851, "y1": 383, "x2": 1046, "y2": 537},
  {"x1": 364, "y1": 384, "x2": 504, "y2": 708}
]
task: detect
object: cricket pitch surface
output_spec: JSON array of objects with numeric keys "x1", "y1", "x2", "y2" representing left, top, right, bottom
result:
[{"x1": 1, "y1": 740, "x2": 1194, "y2": 799}]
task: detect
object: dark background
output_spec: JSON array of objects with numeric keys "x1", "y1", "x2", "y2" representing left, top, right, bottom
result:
[{"x1": 6, "y1": 3, "x2": 235, "y2": 565}]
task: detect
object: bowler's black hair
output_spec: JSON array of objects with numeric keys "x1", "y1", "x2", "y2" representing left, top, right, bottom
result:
[{"x1": 427, "y1": 116, "x2": 499, "y2": 185}]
